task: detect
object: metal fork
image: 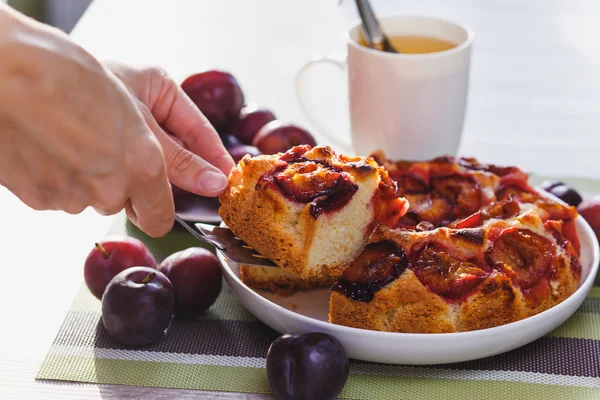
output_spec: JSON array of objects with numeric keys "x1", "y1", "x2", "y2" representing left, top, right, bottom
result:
[{"x1": 174, "y1": 215, "x2": 277, "y2": 267}]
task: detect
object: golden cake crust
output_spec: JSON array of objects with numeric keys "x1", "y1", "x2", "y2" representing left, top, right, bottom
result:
[{"x1": 239, "y1": 264, "x2": 336, "y2": 292}]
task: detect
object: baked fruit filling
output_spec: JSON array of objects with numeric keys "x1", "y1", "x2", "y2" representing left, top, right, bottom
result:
[
  {"x1": 259, "y1": 145, "x2": 408, "y2": 224},
  {"x1": 387, "y1": 169, "x2": 488, "y2": 229},
  {"x1": 486, "y1": 228, "x2": 553, "y2": 291},
  {"x1": 331, "y1": 241, "x2": 408, "y2": 302},
  {"x1": 381, "y1": 154, "x2": 580, "y2": 251},
  {"x1": 372, "y1": 171, "x2": 410, "y2": 229},
  {"x1": 267, "y1": 161, "x2": 359, "y2": 218},
  {"x1": 412, "y1": 244, "x2": 489, "y2": 301},
  {"x1": 332, "y1": 239, "x2": 491, "y2": 303}
]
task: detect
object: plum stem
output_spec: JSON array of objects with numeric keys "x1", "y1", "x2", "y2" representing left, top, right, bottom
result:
[
  {"x1": 95, "y1": 243, "x2": 110, "y2": 259},
  {"x1": 141, "y1": 272, "x2": 156, "y2": 284}
]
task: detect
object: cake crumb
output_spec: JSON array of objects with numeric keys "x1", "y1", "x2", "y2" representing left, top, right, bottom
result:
[{"x1": 290, "y1": 303, "x2": 298, "y2": 310}]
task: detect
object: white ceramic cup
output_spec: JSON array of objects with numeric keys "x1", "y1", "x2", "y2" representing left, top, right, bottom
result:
[{"x1": 296, "y1": 16, "x2": 474, "y2": 160}]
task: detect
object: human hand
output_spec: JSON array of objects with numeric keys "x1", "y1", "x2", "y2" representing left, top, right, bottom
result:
[
  {"x1": 105, "y1": 62, "x2": 235, "y2": 195},
  {"x1": 0, "y1": 6, "x2": 176, "y2": 237}
]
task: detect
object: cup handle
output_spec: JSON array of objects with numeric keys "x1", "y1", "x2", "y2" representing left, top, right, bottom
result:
[{"x1": 295, "y1": 53, "x2": 351, "y2": 152}]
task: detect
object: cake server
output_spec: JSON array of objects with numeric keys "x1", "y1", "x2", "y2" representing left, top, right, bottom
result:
[{"x1": 174, "y1": 215, "x2": 278, "y2": 268}]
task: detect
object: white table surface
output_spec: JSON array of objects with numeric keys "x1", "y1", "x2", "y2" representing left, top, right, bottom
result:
[{"x1": 1, "y1": 0, "x2": 599, "y2": 398}]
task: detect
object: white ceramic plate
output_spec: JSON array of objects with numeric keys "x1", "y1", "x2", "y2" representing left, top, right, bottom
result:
[{"x1": 217, "y1": 216, "x2": 599, "y2": 365}]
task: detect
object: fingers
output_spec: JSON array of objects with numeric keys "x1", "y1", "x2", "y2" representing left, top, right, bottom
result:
[
  {"x1": 138, "y1": 102, "x2": 229, "y2": 196},
  {"x1": 141, "y1": 67, "x2": 235, "y2": 176},
  {"x1": 166, "y1": 132, "x2": 184, "y2": 147},
  {"x1": 57, "y1": 187, "x2": 88, "y2": 214},
  {"x1": 89, "y1": 178, "x2": 128, "y2": 216},
  {"x1": 106, "y1": 65, "x2": 235, "y2": 178},
  {"x1": 126, "y1": 134, "x2": 175, "y2": 238},
  {"x1": 124, "y1": 199, "x2": 138, "y2": 226},
  {"x1": 166, "y1": 85, "x2": 235, "y2": 175}
]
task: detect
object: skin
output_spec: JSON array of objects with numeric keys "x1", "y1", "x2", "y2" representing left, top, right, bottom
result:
[{"x1": 0, "y1": 4, "x2": 234, "y2": 238}]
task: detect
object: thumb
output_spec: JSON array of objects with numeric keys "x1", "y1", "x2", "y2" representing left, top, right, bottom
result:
[{"x1": 140, "y1": 106, "x2": 229, "y2": 197}]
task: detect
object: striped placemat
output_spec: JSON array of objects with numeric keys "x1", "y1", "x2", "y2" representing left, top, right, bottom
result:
[{"x1": 37, "y1": 268, "x2": 600, "y2": 398}]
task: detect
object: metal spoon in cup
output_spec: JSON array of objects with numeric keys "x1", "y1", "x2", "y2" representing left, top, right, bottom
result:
[{"x1": 354, "y1": 0, "x2": 398, "y2": 53}]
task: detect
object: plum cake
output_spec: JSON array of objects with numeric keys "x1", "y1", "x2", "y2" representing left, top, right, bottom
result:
[
  {"x1": 329, "y1": 154, "x2": 581, "y2": 332},
  {"x1": 219, "y1": 145, "x2": 409, "y2": 279}
]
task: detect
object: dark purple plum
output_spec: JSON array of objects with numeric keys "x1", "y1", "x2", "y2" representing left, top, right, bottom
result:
[
  {"x1": 228, "y1": 144, "x2": 261, "y2": 164},
  {"x1": 252, "y1": 121, "x2": 317, "y2": 154},
  {"x1": 171, "y1": 184, "x2": 190, "y2": 200},
  {"x1": 181, "y1": 70, "x2": 244, "y2": 129},
  {"x1": 221, "y1": 133, "x2": 241, "y2": 148},
  {"x1": 539, "y1": 180, "x2": 563, "y2": 192},
  {"x1": 539, "y1": 180, "x2": 583, "y2": 207},
  {"x1": 158, "y1": 248, "x2": 222, "y2": 318},
  {"x1": 102, "y1": 267, "x2": 174, "y2": 347},
  {"x1": 266, "y1": 333, "x2": 349, "y2": 400},
  {"x1": 84, "y1": 237, "x2": 156, "y2": 300},
  {"x1": 231, "y1": 104, "x2": 276, "y2": 144},
  {"x1": 578, "y1": 196, "x2": 600, "y2": 243}
]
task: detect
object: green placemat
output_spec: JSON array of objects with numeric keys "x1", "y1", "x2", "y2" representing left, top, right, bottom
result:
[{"x1": 36, "y1": 220, "x2": 600, "y2": 399}]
